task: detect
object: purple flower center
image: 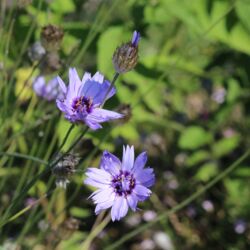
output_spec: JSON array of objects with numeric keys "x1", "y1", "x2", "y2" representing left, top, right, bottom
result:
[
  {"x1": 72, "y1": 96, "x2": 93, "y2": 114},
  {"x1": 111, "y1": 171, "x2": 136, "y2": 196}
]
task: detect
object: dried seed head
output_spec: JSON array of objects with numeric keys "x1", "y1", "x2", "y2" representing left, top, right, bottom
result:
[
  {"x1": 53, "y1": 153, "x2": 79, "y2": 177},
  {"x1": 41, "y1": 24, "x2": 64, "y2": 51},
  {"x1": 39, "y1": 52, "x2": 62, "y2": 74},
  {"x1": 112, "y1": 31, "x2": 140, "y2": 73},
  {"x1": 63, "y1": 217, "x2": 80, "y2": 231},
  {"x1": 116, "y1": 103, "x2": 132, "y2": 123},
  {"x1": 28, "y1": 41, "x2": 46, "y2": 62},
  {"x1": 52, "y1": 153, "x2": 79, "y2": 189}
]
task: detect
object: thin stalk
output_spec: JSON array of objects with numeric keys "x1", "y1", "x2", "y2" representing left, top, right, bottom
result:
[
  {"x1": 52, "y1": 123, "x2": 75, "y2": 158},
  {"x1": 72, "y1": 0, "x2": 121, "y2": 67},
  {"x1": 5, "y1": 191, "x2": 53, "y2": 224},
  {"x1": 2, "y1": 16, "x2": 15, "y2": 118},
  {"x1": 0, "y1": 152, "x2": 48, "y2": 165},
  {"x1": 81, "y1": 213, "x2": 111, "y2": 250},
  {"x1": 17, "y1": 203, "x2": 40, "y2": 243},
  {"x1": 0, "y1": 125, "x2": 89, "y2": 228},
  {"x1": 55, "y1": 128, "x2": 112, "y2": 217},
  {"x1": 12, "y1": 0, "x2": 43, "y2": 72},
  {"x1": 0, "y1": 0, "x2": 17, "y2": 52},
  {"x1": 105, "y1": 148, "x2": 250, "y2": 250},
  {"x1": 102, "y1": 72, "x2": 119, "y2": 107},
  {"x1": 4, "y1": 110, "x2": 58, "y2": 146},
  {"x1": 15, "y1": 58, "x2": 43, "y2": 102}
]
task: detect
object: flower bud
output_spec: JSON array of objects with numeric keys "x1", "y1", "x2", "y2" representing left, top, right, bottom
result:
[
  {"x1": 112, "y1": 30, "x2": 140, "y2": 73},
  {"x1": 41, "y1": 24, "x2": 64, "y2": 52}
]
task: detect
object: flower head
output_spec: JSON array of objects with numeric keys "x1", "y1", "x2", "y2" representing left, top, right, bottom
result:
[
  {"x1": 33, "y1": 76, "x2": 63, "y2": 101},
  {"x1": 41, "y1": 24, "x2": 64, "y2": 51},
  {"x1": 56, "y1": 68, "x2": 123, "y2": 130},
  {"x1": 84, "y1": 145, "x2": 155, "y2": 221},
  {"x1": 112, "y1": 30, "x2": 140, "y2": 73},
  {"x1": 52, "y1": 153, "x2": 79, "y2": 189}
]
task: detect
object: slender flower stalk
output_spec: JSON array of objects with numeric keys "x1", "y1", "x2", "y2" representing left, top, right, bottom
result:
[
  {"x1": 102, "y1": 72, "x2": 119, "y2": 106},
  {"x1": 85, "y1": 145, "x2": 155, "y2": 221},
  {"x1": 81, "y1": 212, "x2": 111, "y2": 249}
]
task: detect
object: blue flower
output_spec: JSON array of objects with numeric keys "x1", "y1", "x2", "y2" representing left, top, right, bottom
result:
[
  {"x1": 84, "y1": 145, "x2": 155, "y2": 221},
  {"x1": 56, "y1": 68, "x2": 123, "y2": 130},
  {"x1": 33, "y1": 76, "x2": 63, "y2": 101},
  {"x1": 131, "y1": 30, "x2": 140, "y2": 47}
]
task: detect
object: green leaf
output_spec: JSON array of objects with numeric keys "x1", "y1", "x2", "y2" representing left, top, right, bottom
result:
[
  {"x1": 225, "y1": 179, "x2": 250, "y2": 215},
  {"x1": 62, "y1": 34, "x2": 80, "y2": 55},
  {"x1": 112, "y1": 122, "x2": 139, "y2": 141},
  {"x1": 179, "y1": 126, "x2": 212, "y2": 150},
  {"x1": 212, "y1": 135, "x2": 240, "y2": 158},
  {"x1": 234, "y1": 166, "x2": 250, "y2": 177},
  {"x1": 50, "y1": 0, "x2": 75, "y2": 14},
  {"x1": 236, "y1": 1, "x2": 250, "y2": 32},
  {"x1": 70, "y1": 207, "x2": 90, "y2": 219},
  {"x1": 195, "y1": 162, "x2": 218, "y2": 182},
  {"x1": 186, "y1": 150, "x2": 210, "y2": 167},
  {"x1": 227, "y1": 78, "x2": 241, "y2": 103},
  {"x1": 97, "y1": 26, "x2": 127, "y2": 76},
  {"x1": 144, "y1": 4, "x2": 172, "y2": 25}
]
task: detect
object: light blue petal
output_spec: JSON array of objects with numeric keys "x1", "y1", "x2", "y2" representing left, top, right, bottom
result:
[
  {"x1": 122, "y1": 145, "x2": 134, "y2": 171},
  {"x1": 100, "y1": 150, "x2": 121, "y2": 175}
]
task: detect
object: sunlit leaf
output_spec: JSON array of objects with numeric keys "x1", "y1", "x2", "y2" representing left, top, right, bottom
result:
[
  {"x1": 195, "y1": 162, "x2": 218, "y2": 181},
  {"x1": 179, "y1": 126, "x2": 212, "y2": 149}
]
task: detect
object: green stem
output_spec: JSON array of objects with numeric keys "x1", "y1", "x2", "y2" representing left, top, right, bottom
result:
[
  {"x1": 53, "y1": 123, "x2": 74, "y2": 157},
  {"x1": 65, "y1": 125, "x2": 88, "y2": 154},
  {"x1": 15, "y1": 57, "x2": 44, "y2": 102},
  {"x1": 102, "y1": 72, "x2": 119, "y2": 107},
  {"x1": 73, "y1": 0, "x2": 121, "y2": 67},
  {"x1": 0, "y1": 152, "x2": 48, "y2": 165},
  {"x1": 54, "y1": 127, "x2": 112, "y2": 217},
  {"x1": 0, "y1": 126, "x2": 88, "y2": 228},
  {"x1": 5, "y1": 191, "x2": 51, "y2": 224},
  {"x1": 105, "y1": 148, "x2": 250, "y2": 250},
  {"x1": 81, "y1": 213, "x2": 111, "y2": 250}
]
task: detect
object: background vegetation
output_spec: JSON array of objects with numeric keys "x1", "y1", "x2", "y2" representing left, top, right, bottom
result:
[{"x1": 0, "y1": 0, "x2": 250, "y2": 249}]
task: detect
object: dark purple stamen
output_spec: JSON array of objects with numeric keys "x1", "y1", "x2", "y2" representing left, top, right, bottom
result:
[
  {"x1": 72, "y1": 96, "x2": 93, "y2": 114},
  {"x1": 112, "y1": 170, "x2": 136, "y2": 196}
]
